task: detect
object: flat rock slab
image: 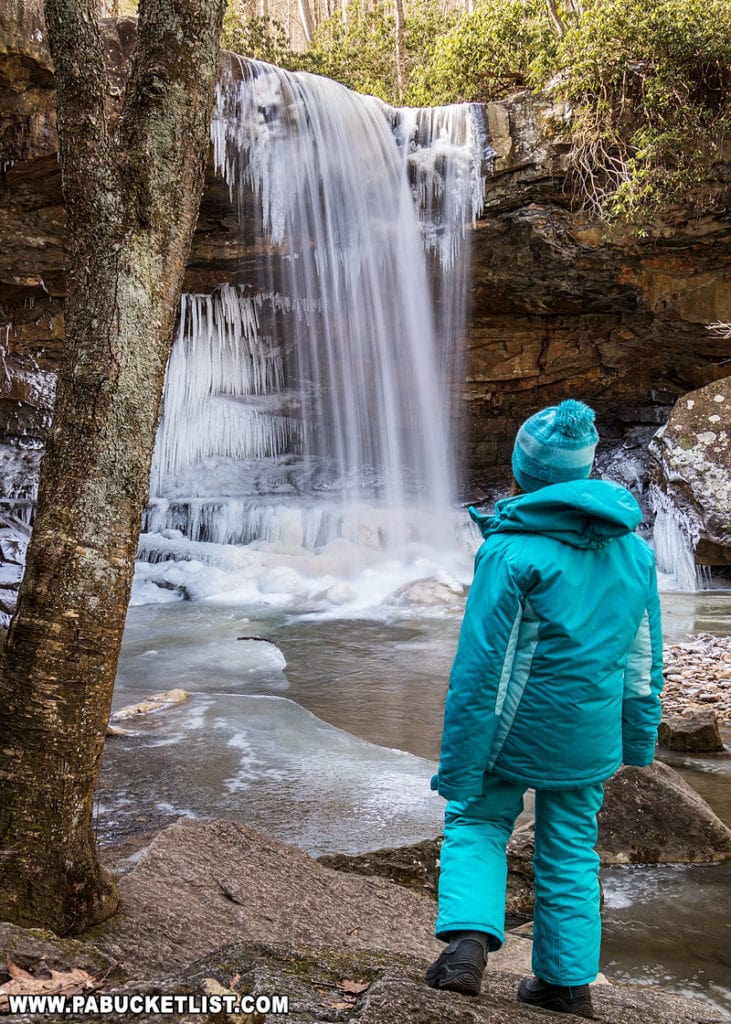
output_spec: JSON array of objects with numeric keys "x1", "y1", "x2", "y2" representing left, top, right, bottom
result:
[{"x1": 94, "y1": 820, "x2": 530, "y2": 980}]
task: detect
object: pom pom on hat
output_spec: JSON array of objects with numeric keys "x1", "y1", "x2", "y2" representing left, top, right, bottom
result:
[
  {"x1": 512, "y1": 398, "x2": 599, "y2": 492},
  {"x1": 553, "y1": 398, "x2": 596, "y2": 439}
]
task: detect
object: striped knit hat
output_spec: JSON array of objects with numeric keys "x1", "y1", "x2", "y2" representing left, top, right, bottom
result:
[{"x1": 511, "y1": 399, "x2": 599, "y2": 493}]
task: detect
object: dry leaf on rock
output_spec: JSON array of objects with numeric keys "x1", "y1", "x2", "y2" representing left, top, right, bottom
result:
[
  {"x1": 0, "y1": 959, "x2": 97, "y2": 1010},
  {"x1": 337, "y1": 979, "x2": 370, "y2": 995}
]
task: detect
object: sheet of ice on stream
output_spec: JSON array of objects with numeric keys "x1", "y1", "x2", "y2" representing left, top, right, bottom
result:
[
  {"x1": 98, "y1": 692, "x2": 442, "y2": 856},
  {"x1": 115, "y1": 606, "x2": 289, "y2": 700}
]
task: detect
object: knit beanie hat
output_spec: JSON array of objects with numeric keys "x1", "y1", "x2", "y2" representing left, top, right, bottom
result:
[{"x1": 511, "y1": 399, "x2": 599, "y2": 493}]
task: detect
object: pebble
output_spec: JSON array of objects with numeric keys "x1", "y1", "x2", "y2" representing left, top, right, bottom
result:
[{"x1": 662, "y1": 634, "x2": 731, "y2": 725}]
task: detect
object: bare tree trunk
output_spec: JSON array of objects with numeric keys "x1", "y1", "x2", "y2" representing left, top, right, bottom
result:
[
  {"x1": 393, "y1": 0, "x2": 406, "y2": 102},
  {"x1": 544, "y1": 0, "x2": 566, "y2": 37},
  {"x1": 298, "y1": 0, "x2": 315, "y2": 44},
  {"x1": 0, "y1": 0, "x2": 226, "y2": 934}
]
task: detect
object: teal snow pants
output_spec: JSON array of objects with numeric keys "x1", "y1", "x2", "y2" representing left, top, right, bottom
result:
[{"x1": 435, "y1": 773, "x2": 605, "y2": 986}]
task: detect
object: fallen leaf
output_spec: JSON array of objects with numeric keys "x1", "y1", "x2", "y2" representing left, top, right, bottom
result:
[
  {"x1": 229, "y1": 973, "x2": 241, "y2": 989},
  {"x1": 347, "y1": 926, "x2": 362, "y2": 937},
  {"x1": 326, "y1": 1000, "x2": 356, "y2": 1010},
  {"x1": 0, "y1": 959, "x2": 97, "y2": 1010},
  {"x1": 337, "y1": 979, "x2": 370, "y2": 995}
]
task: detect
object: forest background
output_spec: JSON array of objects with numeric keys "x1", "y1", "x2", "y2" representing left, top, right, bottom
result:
[{"x1": 115, "y1": 0, "x2": 731, "y2": 227}]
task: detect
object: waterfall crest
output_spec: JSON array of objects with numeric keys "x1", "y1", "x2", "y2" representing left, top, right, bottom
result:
[{"x1": 144, "y1": 60, "x2": 489, "y2": 605}]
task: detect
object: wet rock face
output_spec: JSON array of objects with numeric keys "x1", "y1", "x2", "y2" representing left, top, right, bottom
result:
[
  {"x1": 648, "y1": 377, "x2": 731, "y2": 566},
  {"x1": 1, "y1": 12, "x2": 730, "y2": 498},
  {"x1": 462, "y1": 91, "x2": 731, "y2": 495}
]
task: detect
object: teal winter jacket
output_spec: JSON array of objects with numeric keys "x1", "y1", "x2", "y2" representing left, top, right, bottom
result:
[{"x1": 432, "y1": 479, "x2": 664, "y2": 798}]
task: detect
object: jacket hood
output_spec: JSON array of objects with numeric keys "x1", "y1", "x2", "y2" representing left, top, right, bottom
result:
[{"x1": 469, "y1": 479, "x2": 642, "y2": 550}]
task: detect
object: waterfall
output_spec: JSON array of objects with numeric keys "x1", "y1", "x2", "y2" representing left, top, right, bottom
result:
[{"x1": 143, "y1": 60, "x2": 489, "y2": 607}]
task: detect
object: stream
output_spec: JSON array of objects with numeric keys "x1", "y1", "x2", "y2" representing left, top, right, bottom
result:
[{"x1": 100, "y1": 588, "x2": 731, "y2": 1015}]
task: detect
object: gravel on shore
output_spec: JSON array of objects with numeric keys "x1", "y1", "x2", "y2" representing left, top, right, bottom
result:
[{"x1": 661, "y1": 633, "x2": 731, "y2": 725}]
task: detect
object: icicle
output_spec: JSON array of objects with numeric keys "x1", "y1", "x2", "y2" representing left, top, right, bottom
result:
[{"x1": 650, "y1": 485, "x2": 701, "y2": 592}]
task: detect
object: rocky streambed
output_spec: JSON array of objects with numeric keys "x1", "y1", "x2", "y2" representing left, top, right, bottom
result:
[{"x1": 661, "y1": 634, "x2": 731, "y2": 725}]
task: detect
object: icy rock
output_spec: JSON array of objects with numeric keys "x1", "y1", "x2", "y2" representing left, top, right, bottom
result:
[
  {"x1": 388, "y1": 574, "x2": 465, "y2": 608},
  {"x1": 256, "y1": 566, "x2": 306, "y2": 595},
  {"x1": 111, "y1": 689, "x2": 190, "y2": 721},
  {"x1": 325, "y1": 582, "x2": 355, "y2": 604}
]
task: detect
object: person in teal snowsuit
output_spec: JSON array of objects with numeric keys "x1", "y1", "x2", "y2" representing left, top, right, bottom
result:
[{"x1": 425, "y1": 399, "x2": 664, "y2": 1019}]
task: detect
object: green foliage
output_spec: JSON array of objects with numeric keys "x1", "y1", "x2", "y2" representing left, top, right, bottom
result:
[
  {"x1": 296, "y1": 2, "x2": 399, "y2": 101},
  {"x1": 407, "y1": 0, "x2": 555, "y2": 106},
  {"x1": 123, "y1": 0, "x2": 730, "y2": 225},
  {"x1": 221, "y1": 11, "x2": 296, "y2": 67},
  {"x1": 547, "y1": 0, "x2": 731, "y2": 221},
  {"x1": 403, "y1": 0, "x2": 730, "y2": 221},
  {"x1": 288, "y1": 0, "x2": 453, "y2": 104}
]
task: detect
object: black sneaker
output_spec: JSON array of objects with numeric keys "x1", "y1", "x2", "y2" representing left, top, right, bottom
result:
[
  {"x1": 517, "y1": 976, "x2": 595, "y2": 1019},
  {"x1": 424, "y1": 935, "x2": 488, "y2": 996}
]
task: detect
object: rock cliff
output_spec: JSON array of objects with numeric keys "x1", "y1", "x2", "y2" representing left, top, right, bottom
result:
[
  {"x1": 649, "y1": 376, "x2": 730, "y2": 567},
  {"x1": 1, "y1": 7, "x2": 730, "y2": 544}
]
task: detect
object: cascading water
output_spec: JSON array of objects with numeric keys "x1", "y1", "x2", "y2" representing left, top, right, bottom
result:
[{"x1": 138, "y1": 59, "x2": 489, "y2": 610}]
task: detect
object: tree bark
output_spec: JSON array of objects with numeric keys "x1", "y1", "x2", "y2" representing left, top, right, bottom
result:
[
  {"x1": 297, "y1": 0, "x2": 315, "y2": 45},
  {"x1": 0, "y1": 0, "x2": 226, "y2": 934},
  {"x1": 393, "y1": 0, "x2": 406, "y2": 103},
  {"x1": 544, "y1": 0, "x2": 567, "y2": 37}
]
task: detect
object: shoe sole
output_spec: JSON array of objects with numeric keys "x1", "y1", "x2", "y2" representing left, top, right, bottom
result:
[
  {"x1": 517, "y1": 993, "x2": 595, "y2": 1019},
  {"x1": 425, "y1": 965, "x2": 482, "y2": 996}
]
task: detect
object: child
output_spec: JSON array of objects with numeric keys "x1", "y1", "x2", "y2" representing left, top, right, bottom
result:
[{"x1": 425, "y1": 399, "x2": 663, "y2": 1019}]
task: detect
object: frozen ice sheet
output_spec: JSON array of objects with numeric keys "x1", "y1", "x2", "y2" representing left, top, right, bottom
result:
[{"x1": 98, "y1": 691, "x2": 442, "y2": 856}]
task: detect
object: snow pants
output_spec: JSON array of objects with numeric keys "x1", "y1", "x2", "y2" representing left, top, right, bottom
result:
[{"x1": 435, "y1": 773, "x2": 604, "y2": 986}]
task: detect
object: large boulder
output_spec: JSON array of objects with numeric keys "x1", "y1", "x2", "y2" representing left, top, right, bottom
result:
[
  {"x1": 598, "y1": 762, "x2": 731, "y2": 864},
  {"x1": 649, "y1": 376, "x2": 731, "y2": 568},
  {"x1": 93, "y1": 820, "x2": 530, "y2": 980}
]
